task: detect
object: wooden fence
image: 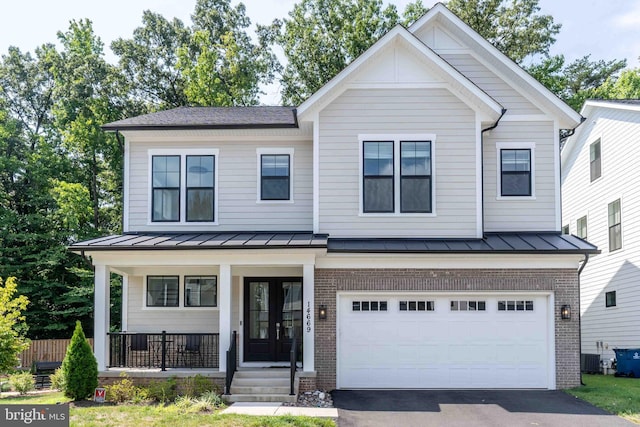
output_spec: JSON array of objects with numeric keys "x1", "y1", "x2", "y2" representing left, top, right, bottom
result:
[{"x1": 18, "y1": 338, "x2": 94, "y2": 367}]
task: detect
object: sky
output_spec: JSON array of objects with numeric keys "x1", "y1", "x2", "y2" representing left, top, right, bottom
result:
[{"x1": 1, "y1": 0, "x2": 639, "y2": 104}]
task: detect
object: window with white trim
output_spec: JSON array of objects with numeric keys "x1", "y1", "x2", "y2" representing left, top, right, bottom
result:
[
  {"x1": 496, "y1": 142, "x2": 535, "y2": 198},
  {"x1": 361, "y1": 135, "x2": 434, "y2": 214},
  {"x1": 261, "y1": 154, "x2": 290, "y2": 200},
  {"x1": 590, "y1": 139, "x2": 601, "y2": 182},
  {"x1": 149, "y1": 150, "x2": 218, "y2": 224},
  {"x1": 147, "y1": 276, "x2": 179, "y2": 307},
  {"x1": 185, "y1": 276, "x2": 217, "y2": 307},
  {"x1": 608, "y1": 199, "x2": 622, "y2": 251},
  {"x1": 577, "y1": 216, "x2": 587, "y2": 239}
]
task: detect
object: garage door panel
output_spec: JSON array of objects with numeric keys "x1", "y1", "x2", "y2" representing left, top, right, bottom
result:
[{"x1": 338, "y1": 294, "x2": 550, "y2": 389}]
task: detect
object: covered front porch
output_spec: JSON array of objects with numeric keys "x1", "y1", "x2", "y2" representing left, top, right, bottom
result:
[{"x1": 70, "y1": 232, "x2": 327, "y2": 381}]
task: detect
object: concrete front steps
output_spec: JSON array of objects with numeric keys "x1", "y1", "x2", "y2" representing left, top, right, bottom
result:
[{"x1": 225, "y1": 368, "x2": 297, "y2": 403}]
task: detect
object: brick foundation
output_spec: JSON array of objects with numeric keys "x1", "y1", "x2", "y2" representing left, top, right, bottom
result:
[
  {"x1": 98, "y1": 372, "x2": 225, "y2": 393},
  {"x1": 314, "y1": 268, "x2": 580, "y2": 390}
]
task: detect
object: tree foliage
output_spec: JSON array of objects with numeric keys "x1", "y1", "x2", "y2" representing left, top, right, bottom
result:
[
  {"x1": 61, "y1": 321, "x2": 98, "y2": 400},
  {"x1": 0, "y1": 277, "x2": 30, "y2": 373},
  {"x1": 593, "y1": 68, "x2": 640, "y2": 100}
]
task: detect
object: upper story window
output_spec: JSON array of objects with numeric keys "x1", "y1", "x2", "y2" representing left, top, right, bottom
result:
[
  {"x1": 608, "y1": 199, "x2": 622, "y2": 251},
  {"x1": 577, "y1": 216, "x2": 587, "y2": 239},
  {"x1": 590, "y1": 139, "x2": 601, "y2": 182},
  {"x1": 562, "y1": 224, "x2": 569, "y2": 234},
  {"x1": 152, "y1": 156, "x2": 181, "y2": 222},
  {"x1": 496, "y1": 142, "x2": 535, "y2": 199},
  {"x1": 605, "y1": 291, "x2": 616, "y2": 307},
  {"x1": 149, "y1": 150, "x2": 218, "y2": 224},
  {"x1": 261, "y1": 154, "x2": 290, "y2": 200},
  {"x1": 361, "y1": 135, "x2": 434, "y2": 215}
]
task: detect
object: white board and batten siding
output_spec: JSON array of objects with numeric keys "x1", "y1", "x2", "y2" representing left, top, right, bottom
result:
[
  {"x1": 484, "y1": 121, "x2": 558, "y2": 232},
  {"x1": 318, "y1": 88, "x2": 478, "y2": 238},
  {"x1": 124, "y1": 130, "x2": 313, "y2": 233},
  {"x1": 562, "y1": 106, "x2": 640, "y2": 357}
]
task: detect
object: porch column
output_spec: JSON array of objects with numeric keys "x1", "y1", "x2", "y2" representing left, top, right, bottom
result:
[
  {"x1": 303, "y1": 263, "x2": 315, "y2": 372},
  {"x1": 121, "y1": 275, "x2": 128, "y2": 331},
  {"x1": 218, "y1": 263, "x2": 231, "y2": 372},
  {"x1": 94, "y1": 264, "x2": 110, "y2": 371}
]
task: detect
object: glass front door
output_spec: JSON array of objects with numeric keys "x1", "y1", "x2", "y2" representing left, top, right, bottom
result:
[{"x1": 244, "y1": 278, "x2": 302, "y2": 362}]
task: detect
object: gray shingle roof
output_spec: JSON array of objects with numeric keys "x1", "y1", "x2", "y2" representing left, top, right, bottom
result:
[
  {"x1": 102, "y1": 106, "x2": 298, "y2": 130},
  {"x1": 69, "y1": 232, "x2": 598, "y2": 254}
]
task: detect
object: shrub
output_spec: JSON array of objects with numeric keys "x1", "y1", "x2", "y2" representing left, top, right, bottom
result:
[
  {"x1": 181, "y1": 374, "x2": 215, "y2": 398},
  {"x1": 8, "y1": 371, "x2": 34, "y2": 395},
  {"x1": 105, "y1": 373, "x2": 147, "y2": 404},
  {"x1": 49, "y1": 367, "x2": 66, "y2": 391},
  {"x1": 145, "y1": 376, "x2": 178, "y2": 403},
  {"x1": 61, "y1": 321, "x2": 98, "y2": 400},
  {"x1": 174, "y1": 391, "x2": 225, "y2": 413}
]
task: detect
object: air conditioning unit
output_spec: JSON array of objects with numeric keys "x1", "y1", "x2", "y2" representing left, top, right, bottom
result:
[{"x1": 581, "y1": 354, "x2": 601, "y2": 374}]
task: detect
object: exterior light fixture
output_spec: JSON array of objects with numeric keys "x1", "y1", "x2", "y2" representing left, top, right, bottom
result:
[
  {"x1": 319, "y1": 304, "x2": 327, "y2": 320},
  {"x1": 561, "y1": 305, "x2": 571, "y2": 320}
]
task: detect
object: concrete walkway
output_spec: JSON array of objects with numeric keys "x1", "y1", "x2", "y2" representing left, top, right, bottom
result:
[{"x1": 221, "y1": 402, "x2": 338, "y2": 418}]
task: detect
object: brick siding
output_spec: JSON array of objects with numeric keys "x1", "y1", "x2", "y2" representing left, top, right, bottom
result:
[{"x1": 314, "y1": 268, "x2": 580, "y2": 390}]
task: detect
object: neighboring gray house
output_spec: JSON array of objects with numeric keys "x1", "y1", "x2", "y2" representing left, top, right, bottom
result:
[
  {"x1": 71, "y1": 4, "x2": 596, "y2": 400},
  {"x1": 562, "y1": 100, "x2": 640, "y2": 362}
]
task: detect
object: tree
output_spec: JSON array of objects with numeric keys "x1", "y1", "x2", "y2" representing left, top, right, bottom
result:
[
  {"x1": 593, "y1": 68, "x2": 640, "y2": 100},
  {"x1": 61, "y1": 321, "x2": 97, "y2": 400},
  {"x1": 528, "y1": 55, "x2": 627, "y2": 111},
  {"x1": 447, "y1": 0, "x2": 560, "y2": 64},
  {"x1": 0, "y1": 277, "x2": 30, "y2": 373}
]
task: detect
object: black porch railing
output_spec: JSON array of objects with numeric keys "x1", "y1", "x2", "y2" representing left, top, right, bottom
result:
[
  {"x1": 107, "y1": 332, "x2": 219, "y2": 370},
  {"x1": 290, "y1": 335, "x2": 297, "y2": 396},
  {"x1": 225, "y1": 331, "x2": 237, "y2": 395}
]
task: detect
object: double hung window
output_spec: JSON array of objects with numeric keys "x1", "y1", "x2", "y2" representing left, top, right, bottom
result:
[{"x1": 261, "y1": 154, "x2": 290, "y2": 200}]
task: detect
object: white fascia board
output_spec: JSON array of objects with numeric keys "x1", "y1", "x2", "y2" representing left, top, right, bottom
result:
[
  {"x1": 297, "y1": 25, "x2": 503, "y2": 122},
  {"x1": 410, "y1": 3, "x2": 582, "y2": 129}
]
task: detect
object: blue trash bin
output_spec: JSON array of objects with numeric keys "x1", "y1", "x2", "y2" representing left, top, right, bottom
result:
[{"x1": 613, "y1": 349, "x2": 640, "y2": 377}]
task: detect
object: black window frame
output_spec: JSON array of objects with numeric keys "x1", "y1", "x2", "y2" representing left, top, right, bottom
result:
[
  {"x1": 605, "y1": 291, "x2": 616, "y2": 307},
  {"x1": 186, "y1": 155, "x2": 215, "y2": 222},
  {"x1": 500, "y1": 148, "x2": 532, "y2": 196},
  {"x1": 577, "y1": 216, "x2": 588, "y2": 239},
  {"x1": 184, "y1": 275, "x2": 217, "y2": 307},
  {"x1": 590, "y1": 139, "x2": 601, "y2": 182},
  {"x1": 260, "y1": 154, "x2": 291, "y2": 201},
  {"x1": 152, "y1": 155, "x2": 181, "y2": 222},
  {"x1": 363, "y1": 141, "x2": 394, "y2": 213},
  {"x1": 608, "y1": 199, "x2": 622, "y2": 252},
  {"x1": 400, "y1": 141, "x2": 432, "y2": 213},
  {"x1": 146, "y1": 275, "x2": 179, "y2": 307}
]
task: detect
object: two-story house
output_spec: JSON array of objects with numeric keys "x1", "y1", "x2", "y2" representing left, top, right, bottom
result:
[
  {"x1": 71, "y1": 4, "x2": 596, "y2": 397},
  {"x1": 562, "y1": 100, "x2": 640, "y2": 364}
]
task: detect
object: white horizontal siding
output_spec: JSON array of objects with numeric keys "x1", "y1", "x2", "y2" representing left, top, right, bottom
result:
[
  {"x1": 318, "y1": 88, "x2": 477, "y2": 238},
  {"x1": 562, "y1": 107, "x2": 640, "y2": 357},
  {"x1": 126, "y1": 137, "x2": 313, "y2": 232},
  {"x1": 484, "y1": 121, "x2": 557, "y2": 231},
  {"x1": 440, "y1": 54, "x2": 542, "y2": 116}
]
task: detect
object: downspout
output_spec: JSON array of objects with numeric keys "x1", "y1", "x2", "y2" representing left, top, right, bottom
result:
[
  {"x1": 577, "y1": 253, "x2": 590, "y2": 386},
  {"x1": 480, "y1": 108, "x2": 507, "y2": 235}
]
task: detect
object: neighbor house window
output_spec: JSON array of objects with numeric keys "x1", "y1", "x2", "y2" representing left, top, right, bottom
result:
[
  {"x1": 577, "y1": 216, "x2": 587, "y2": 239},
  {"x1": 501, "y1": 149, "x2": 531, "y2": 196},
  {"x1": 147, "y1": 276, "x2": 179, "y2": 307},
  {"x1": 400, "y1": 141, "x2": 432, "y2": 213},
  {"x1": 608, "y1": 199, "x2": 622, "y2": 251},
  {"x1": 185, "y1": 276, "x2": 217, "y2": 307},
  {"x1": 562, "y1": 224, "x2": 569, "y2": 234},
  {"x1": 152, "y1": 156, "x2": 180, "y2": 221},
  {"x1": 186, "y1": 155, "x2": 215, "y2": 221},
  {"x1": 261, "y1": 154, "x2": 290, "y2": 200},
  {"x1": 590, "y1": 139, "x2": 601, "y2": 182},
  {"x1": 605, "y1": 291, "x2": 616, "y2": 307},
  {"x1": 363, "y1": 141, "x2": 394, "y2": 212}
]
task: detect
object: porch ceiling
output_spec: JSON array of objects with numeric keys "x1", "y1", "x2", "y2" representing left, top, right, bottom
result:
[{"x1": 69, "y1": 232, "x2": 328, "y2": 251}]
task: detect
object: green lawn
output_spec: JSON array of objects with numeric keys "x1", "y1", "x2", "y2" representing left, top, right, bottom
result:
[
  {"x1": 0, "y1": 392, "x2": 335, "y2": 427},
  {"x1": 567, "y1": 374, "x2": 640, "y2": 424}
]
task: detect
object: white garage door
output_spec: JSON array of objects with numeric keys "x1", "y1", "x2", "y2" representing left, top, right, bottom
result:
[{"x1": 337, "y1": 294, "x2": 551, "y2": 389}]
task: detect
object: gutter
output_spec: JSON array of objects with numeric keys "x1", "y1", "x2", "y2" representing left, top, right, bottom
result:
[
  {"x1": 480, "y1": 108, "x2": 507, "y2": 236},
  {"x1": 577, "y1": 253, "x2": 590, "y2": 386}
]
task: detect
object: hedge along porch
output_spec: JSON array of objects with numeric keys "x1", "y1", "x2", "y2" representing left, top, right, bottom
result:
[{"x1": 72, "y1": 233, "x2": 327, "y2": 378}]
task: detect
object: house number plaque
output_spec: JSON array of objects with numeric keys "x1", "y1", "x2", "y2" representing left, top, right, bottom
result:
[{"x1": 306, "y1": 302, "x2": 312, "y2": 333}]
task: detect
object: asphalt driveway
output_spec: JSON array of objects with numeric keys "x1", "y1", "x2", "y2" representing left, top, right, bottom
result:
[{"x1": 332, "y1": 389, "x2": 634, "y2": 427}]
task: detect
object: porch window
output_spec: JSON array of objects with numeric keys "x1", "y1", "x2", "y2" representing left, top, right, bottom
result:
[
  {"x1": 185, "y1": 276, "x2": 217, "y2": 307},
  {"x1": 152, "y1": 156, "x2": 180, "y2": 221},
  {"x1": 147, "y1": 276, "x2": 179, "y2": 307}
]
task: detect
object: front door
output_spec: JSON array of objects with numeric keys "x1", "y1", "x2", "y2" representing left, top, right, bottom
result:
[{"x1": 243, "y1": 278, "x2": 302, "y2": 362}]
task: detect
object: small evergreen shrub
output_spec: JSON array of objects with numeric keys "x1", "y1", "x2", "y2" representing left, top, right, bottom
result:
[
  {"x1": 105, "y1": 373, "x2": 147, "y2": 403},
  {"x1": 8, "y1": 372, "x2": 34, "y2": 395},
  {"x1": 61, "y1": 321, "x2": 98, "y2": 400},
  {"x1": 181, "y1": 374, "x2": 214, "y2": 398},
  {"x1": 145, "y1": 376, "x2": 178, "y2": 403},
  {"x1": 49, "y1": 367, "x2": 66, "y2": 390}
]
